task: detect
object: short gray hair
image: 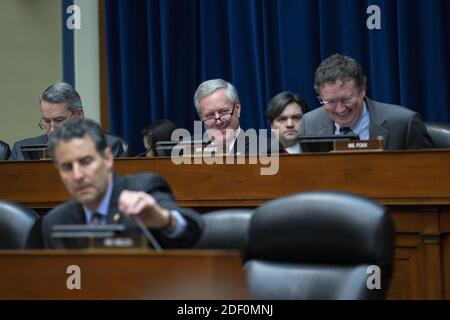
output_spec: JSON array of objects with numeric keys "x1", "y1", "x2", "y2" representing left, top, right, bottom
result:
[
  {"x1": 193, "y1": 79, "x2": 239, "y2": 114},
  {"x1": 40, "y1": 81, "x2": 83, "y2": 112},
  {"x1": 314, "y1": 53, "x2": 366, "y2": 95}
]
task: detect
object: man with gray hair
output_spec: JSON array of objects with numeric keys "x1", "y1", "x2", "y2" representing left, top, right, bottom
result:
[
  {"x1": 194, "y1": 79, "x2": 244, "y2": 154},
  {"x1": 9, "y1": 81, "x2": 128, "y2": 160},
  {"x1": 300, "y1": 53, "x2": 434, "y2": 150}
]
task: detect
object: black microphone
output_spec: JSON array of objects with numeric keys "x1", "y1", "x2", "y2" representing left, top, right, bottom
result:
[
  {"x1": 131, "y1": 215, "x2": 162, "y2": 251},
  {"x1": 117, "y1": 211, "x2": 162, "y2": 251},
  {"x1": 203, "y1": 138, "x2": 213, "y2": 146}
]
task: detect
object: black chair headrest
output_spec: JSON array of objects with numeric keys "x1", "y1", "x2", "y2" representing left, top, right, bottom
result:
[
  {"x1": 194, "y1": 209, "x2": 253, "y2": 250},
  {"x1": 0, "y1": 200, "x2": 41, "y2": 249},
  {"x1": 245, "y1": 191, "x2": 394, "y2": 266},
  {"x1": 424, "y1": 122, "x2": 450, "y2": 148}
]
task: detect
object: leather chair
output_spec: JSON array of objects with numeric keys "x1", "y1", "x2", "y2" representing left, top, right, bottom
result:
[
  {"x1": 0, "y1": 140, "x2": 11, "y2": 160},
  {"x1": 193, "y1": 209, "x2": 253, "y2": 250},
  {"x1": 244, "y1": 191, "x2": 395, "y2": 300},
  {"x1": 117, "y1": 136, "x2": 130, "y2": 156},
  {"x1": 0, "y1": 200, "x2": 43, "y2": 249},
  {"x1": 425, "y1": 122, "x2": 450, "y2": 148}
]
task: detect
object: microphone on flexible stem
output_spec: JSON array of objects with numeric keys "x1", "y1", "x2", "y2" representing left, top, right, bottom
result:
[
  {"x1": 134, "y1": 146, "x2": 152, "y2": 158},
  {"x1": 203, "y1": 138, "x2": 213, "y2": 146},
  {"x1": 131, "y1": 215, "x2": 162, "y2": 252}
]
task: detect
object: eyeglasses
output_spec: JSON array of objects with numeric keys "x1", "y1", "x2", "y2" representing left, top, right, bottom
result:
[
  {"x1": 202, "y1": 103, "x2": 237, "y2": 126},
  {"x1": 38, "y1": 111, "x2": 75, "y2": 131},
  {"x1": 318, "y1": 94, "x2": 357, "y2": 108},
  {"x1": 274, "y1": 114, "x2": 303, "y2": 123}
]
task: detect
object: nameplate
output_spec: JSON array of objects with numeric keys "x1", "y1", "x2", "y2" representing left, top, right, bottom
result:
[
  {"x1": 333, "y1": 139, "x2": 383, "y2": 152},
  {"x1": 194, "y1": 145, "x2": 218, "y2": 154}
]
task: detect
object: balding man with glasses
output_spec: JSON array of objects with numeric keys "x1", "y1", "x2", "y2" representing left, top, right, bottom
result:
[
  {"x1": 300, "y1": 53, "x2": 434, "y2": 150},
  {"x1": 9, "y1": 81, "x2": 128, "y2": 160}
]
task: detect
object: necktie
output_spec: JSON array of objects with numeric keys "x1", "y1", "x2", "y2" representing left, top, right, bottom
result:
[
  {"x1": 339, "y1": 126, "x2": 360, "y2": 139},
  {"x1": 339, "y1": 127, "x2": 353, "y2": 135},
  {"x1": 90, "y1": 212, "x2": 102, "y2": 225}
]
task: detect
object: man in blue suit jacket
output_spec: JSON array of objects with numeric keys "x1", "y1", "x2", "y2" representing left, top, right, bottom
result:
[{"x1": 300, "y1": 53, "x2": 434, "y2": 150}]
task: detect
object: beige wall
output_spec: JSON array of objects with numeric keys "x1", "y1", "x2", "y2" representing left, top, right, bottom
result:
[{"x1": 0, "y1": 0, "x2": 62, "y2": 146}]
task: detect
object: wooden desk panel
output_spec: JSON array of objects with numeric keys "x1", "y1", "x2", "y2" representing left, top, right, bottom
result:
[
  {"x1": 0, "y1": 250, "x2": 249, "y2": 299},
  {"x1": 1, "y1": 150, "x2": 450, "y2": 208}
]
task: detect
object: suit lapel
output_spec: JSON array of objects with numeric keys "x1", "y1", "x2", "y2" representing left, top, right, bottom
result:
[
  {"x1": 318, "y1": 114, "x2": 334, "y2": 135},
  {"x1": 107, "y1": 173, "x2": 123, "y2": 223},
  {"x1": 63, "y1": 202, "x2": 88, "y2": 248},
  {"x1": 106, "y1": 174, "x2": 136, "y2": 230},
  {"x1": 366, "y1": 98, "x2": 389, "y2": 148}
]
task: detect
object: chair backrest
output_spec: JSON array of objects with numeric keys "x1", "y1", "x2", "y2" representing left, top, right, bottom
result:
[
  {"x1": 244, "y1": 191, "x2": 395, "y2": 300},
  {"x1": 193, "y1": 209, "x2": 253, "y2": 250},
  {"x1": 117, "y1": 136, "x2": 130, "y2": 156},
  {"x1": 425, "y1": 122, "x2": 450, "y2": 148},
  {"x1": 0, "y1": 200, "x2": 43, "y2": 249},
  {"x1": 0, "y1": 140, "x2": 11, "y2": 160}
]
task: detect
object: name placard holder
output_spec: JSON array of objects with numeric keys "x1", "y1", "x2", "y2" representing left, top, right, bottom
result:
[{"x1": 333, "y1": 136, "x2": 384, "y2": 152}]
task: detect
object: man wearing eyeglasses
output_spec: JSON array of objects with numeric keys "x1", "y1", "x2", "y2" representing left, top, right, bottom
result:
[
  {"x1": 9, "y1": 81, "x2": 128, "y2": 160},
  {"x1": 194, "y1": 79, "x2": 248, "y2": 155},
  {"x1": 266, "y1": 91, "x2": 308, "y2": 154},
  {"x1": 300, "y1": 53, "x2": 434, "y2": 150}
]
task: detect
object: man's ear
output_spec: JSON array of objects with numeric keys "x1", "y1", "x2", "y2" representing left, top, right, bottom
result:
[
  {"x1": 235, "y1": 102, "x2": 241, "y2": 118},
  {"x1": 75, "y1": 109, "x2": 84, "y2": 118}
]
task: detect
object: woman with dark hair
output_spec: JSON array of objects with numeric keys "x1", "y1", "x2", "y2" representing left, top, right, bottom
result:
[{"x1": 141, "y1": 119, "x2": 178, "y2": 157}]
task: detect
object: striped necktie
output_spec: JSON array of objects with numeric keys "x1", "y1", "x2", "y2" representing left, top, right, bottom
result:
[{"x1": 339, "y1": 127, "x2": 353, "y2": 135}]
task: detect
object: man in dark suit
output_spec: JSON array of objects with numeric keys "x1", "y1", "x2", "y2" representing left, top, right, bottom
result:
[
  {"x1": 266, "y1": 91, "x2": 309, "y2": 154},
  {"x1": 9, "y1": 81, "x2": 127, "y2": 160},
  {"x1": 42, "y1": 118, "x2": 203, "y2": 249},
  {"x1": 300, "y1": 53, "x2": 434, "y2": 150},
  {"x1": 0, "y1": 140, "x2": 11, "y2": 160}
]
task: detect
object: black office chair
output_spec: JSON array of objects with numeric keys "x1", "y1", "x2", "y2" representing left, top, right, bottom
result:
[
  {"x1": 0, "y1": 140, "x2": 11, "y2": 160},
  {"x1": 117, "y1": 136, "x2": 130, "y2": 156},
  {"x1": 193, "y1": 209, "x2": 253, "y2": 250},
  {"x1": 425, "y1": 122, "x2": 450, "y2": 148},
  {"x1": 0, "y1": 200, "x2": 43, "y2": 249},
  {"x1": 244, "y1": 191, "x2": 395, "y2": 300},
  {"x1": 105, "y1": 133, "x2": 130, "y2": 157}
]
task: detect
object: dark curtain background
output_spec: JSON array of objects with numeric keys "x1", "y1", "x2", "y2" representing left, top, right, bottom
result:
[{"x1": 105, "y1": 0, "x2": 450, "y2": 155}]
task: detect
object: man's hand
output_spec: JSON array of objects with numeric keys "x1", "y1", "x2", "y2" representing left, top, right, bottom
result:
[{"x1": 118, "y1": 190, "x2": 174, "y2": 230}]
